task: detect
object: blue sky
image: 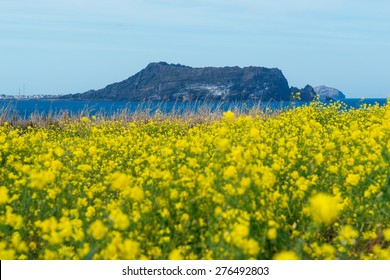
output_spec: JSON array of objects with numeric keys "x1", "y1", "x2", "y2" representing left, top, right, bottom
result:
[{"x1": 1, "y1": 0, "x2": 389, "y2": 98}]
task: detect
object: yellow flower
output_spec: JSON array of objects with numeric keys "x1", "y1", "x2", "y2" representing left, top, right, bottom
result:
[
  {"x1": 121, "y1": 239, "x2": 140, "y2": 259},
  {"x1": 310, "y1": 242, "x2": 336, "y2": 259},
  {"x1": 224, "y1": 165, "x2": 237, "y2": 179},
  {"x1": 85, "y1": 206, "x2": 96, "y2": 221},
  {"x1": 240, "y1": 177, "x2": 251, "y2": 189},
  {"x1": 250, "y1": 128, "x2": 260, "y2": 138},
  {"x1": 338, "y1": 225, "x2": 358, "y2": 245},
  {"x1": 345, "y1": 174, "x2": 360, "y2": 186},
  {"x1": 77, "y1": 164, "x2": 92, "y2": 172},
  {"x1": 169, "y1": 189, "x2": 179, "y2": 200},
  {"x1": 319, "y1": 244, "x2": 336, "y2": 260},
  {"x1": 267, "y1": 228, "x2": 277, "y2": 240},
  {"x1": 129, "y1": 187, "x2": 144, "y2": 202},
  {"x1": 160, "y1": 208, "x2": 170, "y2": 218},
  {"x1": 223, "y1": 110, "x2": 235, "y2": 122},
  {"x1": 148, "y1": 247, "x2": 162, "y2": 259},
  {"x1": 0, "y1": 186, "x2": 10, "y2": 204},
  {"x1": 11, "y1": 232, "x2": 28, "y2": 253},
  {"x1": 328, "y1": 165, "x2": 338, "y2": 174},
  {"x1": 57, "y1": 217, "x2": 74, "y2": 240},
  {"x1": 110, "y1": 209, "x2": 130, "y2": 231},
  {"x1": 5, "y1": 207, "x2": 23, "y2": 230},
  {"x1": 314, "y1": 153, "x2": 324, "y2": 165},
  {"x1": 218, "y1": 138, "x2": 230, "y2": 151},
  {"x1": 362, "y1": 231, "x2": 377, "y2": 241},
  {"x1": 232, "y1": 223, "x2": 249, "y2": 239},
  {"x1": 181, "y1": 213, "x2": 190, "y2": 222},
  {"x1": 43, "y1": 249, "x2": 58, "y2": 260},
  {"x1": 244, "y1": 238, "x2": 260, "y2": 256},
  {"x1": 383, "y1": 228, "x2": 390, "y2": 242},
  {"x1": 214, "y1": 206, "x2": 222, "y2": 217},
  {"x1": 81, "y1": 116, "x2": 89, "y2": 123},
  {"x1": 262, "y1": 167, "x2": 276, "y2": 189},
  {"x1": 168, "y1": 248, "x2": 184, "y2": 260},
  {"x1": 111, "y1": 172, "x2": 131, "y2": 191},
  {"x1": 0, "y1": 242, "x2": 16, "y2": 260},
  {"x1": 89, "y1": 220, "x2": 108, "y2": 240},
  {"x1": 54, "y1": 147, "x2": 65, "y2": 157},
  {"x1": 30, "y1": 170, "x2": 55, "y2": 189},
  {"x1": 273, "y1": 250, "x2": 299, "y2": 260},
  {"x1": 372, "y1": 245, "x2": 390, "y2": 260},
  {"x1": 309, "y1": 193, "x2": 340, "y2": 226}
]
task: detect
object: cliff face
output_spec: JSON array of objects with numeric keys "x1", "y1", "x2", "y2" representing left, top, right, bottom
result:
[
  {"x1": 63, "y1": 62, "x2": 293, "y2": 101},
  {"x1": 290, "y1": 84, "x2": 316, "y2": 101}
]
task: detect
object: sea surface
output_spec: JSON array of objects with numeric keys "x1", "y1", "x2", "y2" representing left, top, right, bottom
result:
[{"x1": 0, "y1": 98, "x2": 387, "y2": 119}]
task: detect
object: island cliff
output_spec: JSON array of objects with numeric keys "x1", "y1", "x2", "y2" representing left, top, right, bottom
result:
[
  {"x1": 60, "y1": 62, "x2": 345, "y2": 102},
  {"x1": 61, "y1": 62, "x2": 293, "y2": 101}
]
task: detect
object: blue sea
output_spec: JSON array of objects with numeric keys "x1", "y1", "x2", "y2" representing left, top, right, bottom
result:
[{"x1": 0, "y1": 98, "x2": 387, "y2": 119}]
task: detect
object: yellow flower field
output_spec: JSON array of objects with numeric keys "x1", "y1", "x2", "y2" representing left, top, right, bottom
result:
[{"x1": 1, "y1": 101, "x2": 390, "y2": 260}]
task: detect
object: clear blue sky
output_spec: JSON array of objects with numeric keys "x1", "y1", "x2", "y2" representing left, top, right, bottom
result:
[{"x1": 1, "y1": 0, "x2": 389, "y2": 98}]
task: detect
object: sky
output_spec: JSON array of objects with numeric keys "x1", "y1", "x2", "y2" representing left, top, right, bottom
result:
[{"x1": 1, "y1": 0, "x2": 389, "y2": 98}]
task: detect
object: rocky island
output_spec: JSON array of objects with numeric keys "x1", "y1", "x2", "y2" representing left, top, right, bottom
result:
[
  {"x1": 60, "y1": 62, "x2": 344, "y2": 102},
  {"x1": 313, "y1": 86, "x2": 346, "y2": 101},
  {"x1": 62, "y1": 62, "x2": 291, "y2": 101}
]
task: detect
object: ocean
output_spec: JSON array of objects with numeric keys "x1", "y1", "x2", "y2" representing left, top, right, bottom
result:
[{"x1": 0, "y1": 98, "x2": 387, "y2": 119}]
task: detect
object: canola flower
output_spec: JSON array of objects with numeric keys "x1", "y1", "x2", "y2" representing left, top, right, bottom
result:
[
  {"x1": 0, "y1": 101, "x2": 390, "y2": 260},
  {"x1": 308, "y1": 193, "x2": 340, "y2": 226}
]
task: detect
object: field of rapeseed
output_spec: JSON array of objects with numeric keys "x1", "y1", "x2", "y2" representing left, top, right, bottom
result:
[{"x1": 1, "y1": 101, "x2": 390, "y2": 260}]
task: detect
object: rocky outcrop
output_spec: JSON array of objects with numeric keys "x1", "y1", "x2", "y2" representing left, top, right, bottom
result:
[
  {"x1": 291, "y1": 85, "x2": 346, "y2": 101},
  {"x1": 313, "y1": 86, "x2": 345, "y2": 101},
  {"x1": 62, "y1": 62, "x2": 294, "y2": 101},
  {"x1": 290, "y1": 85, "x2": 316, "y2": 101}
]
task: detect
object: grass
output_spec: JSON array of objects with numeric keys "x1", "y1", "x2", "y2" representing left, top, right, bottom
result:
[{"x1": 0, "y1": 100, "x2": 276, "y2": 128}]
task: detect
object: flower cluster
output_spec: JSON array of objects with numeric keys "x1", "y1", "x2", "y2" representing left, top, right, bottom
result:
[{"x1": 1, "y1": 101, "x2": 390, "y2": 259}]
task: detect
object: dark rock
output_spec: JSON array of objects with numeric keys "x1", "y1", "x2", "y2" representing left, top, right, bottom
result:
[
  {"x1": 290, "y1": 84, "x2": 316, "y2": 101},
  {"x1": 61, "y1": 62, "x2": 294, "y2": 101}
]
